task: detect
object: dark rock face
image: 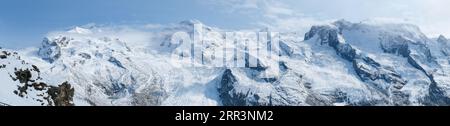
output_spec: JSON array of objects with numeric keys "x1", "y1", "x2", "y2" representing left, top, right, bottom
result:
[
  {"x1": 1, "y1": 51, "x2": 11, "y2": 59},
  {"x1": 108, "y1": 57, "x2": 126, "y2": 69},
  {"x1": 424, "y1": 80, "x2": 450, "y2": 106},
  {"x1": 79, "y1": 53, "x2": 92, "y2": 59},
  {"x1": 218, "y1": 69, "x2": 264, "y2": 106},
  {"x1": 11, "y1": 68, "x2": 75, "y2": 106},
  {"x1": 305, "y1": 26, "x2": 340, "y2": 47},
  {"x1": 305, "y1": 25, "x2": 357, "y2": 61},
  {"x1": 279, "y1": 41, "x2": 294, "y2": 57},
  {"x1": 380, "y1": 36, "x2": 411, "y2": 57},
  {"x1": 13, "y1": 69, "x2": 33, "y2": 84}
]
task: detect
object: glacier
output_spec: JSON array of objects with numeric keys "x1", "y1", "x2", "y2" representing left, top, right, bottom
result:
[{"x1": 1, "y1": 19, "x2": 450, "y2": 106}]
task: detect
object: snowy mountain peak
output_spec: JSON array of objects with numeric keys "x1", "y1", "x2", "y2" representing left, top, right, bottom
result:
[
  {"x1": 303, "y1": 20, "x2": 450, "y2": 105},
  {"x1": 37, "y1": 26, "x2": 133, "y2": 64},
  {"x1": 3, "y1": 19, "x2": 450, "y2": 106},
  {"x1": 38, "y1": 36, "x2": 70, "y2": 63}
]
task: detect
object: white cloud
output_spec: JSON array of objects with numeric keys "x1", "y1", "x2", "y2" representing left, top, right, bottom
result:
[
  {"x1": 198, "y1": 0, "x2": 450, "y2": 37},
  {"x1": 198, "y1": 0, "x2": 324, "y2": 33},
  {"x1": 405, "y1": 0, "x2": 450, "y2": 37},
  {"x1": 198, "y1": 0, "x2": 292, "y2": 17},
  {"x1": 260, "y1": 0, "x2": 294, "y2": 17}
]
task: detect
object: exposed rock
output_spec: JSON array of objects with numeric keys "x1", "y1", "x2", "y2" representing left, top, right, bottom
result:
[
  {"x1": 47, "y1": 82, "x2": 75, "y2": 106},
  {"x1": 38, "y1": 37, "x2": 68, "y2": 63},
  {"x1": 108, "y1": 57, "x2": 126, "y2": 69},
  {"x1": 13, "y1": 69, "x2": 32, "y2": 84},
  {"x1": 1, "y1": 49, "x2": 75, "y2": 106},
  {"x1": 218, "y1": 69, "x2": 246, "y2": 106}
]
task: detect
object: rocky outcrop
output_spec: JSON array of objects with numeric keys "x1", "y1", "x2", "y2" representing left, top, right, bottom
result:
[
  {"x1": 218, "y1": 69, "x2": 251, "y2": 106},
  {"x1": 38, "y1": 37, "x2": 70, "y2": 63},
  {"x1": 437, "y1": 35, "x2": 449, "y2": 56},
  {"x1": 47, "y1": 82, "x2": 75, "y2": 106},
  {"x1": 305, "y1": 24, "x2": 406, "y2": 86},
  {"x1": 33, "y1": 28, "x2": 170, "y2": 106},
  {"x1": 1, "y1": 49, "x2": 75, "y2": 106}
]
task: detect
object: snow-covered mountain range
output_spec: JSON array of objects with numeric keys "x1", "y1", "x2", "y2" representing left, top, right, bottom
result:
[{"x1": 1, "y1": 20, "x2": 450, "y2": 106}]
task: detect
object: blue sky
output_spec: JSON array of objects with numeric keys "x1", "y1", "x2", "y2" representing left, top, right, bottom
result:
[
  {"x1": 1, "y1": 0, "x2": 450, "y2": 49},
  {"x1": 0, "y1": 0, "x2": 258, "y2": 48}
]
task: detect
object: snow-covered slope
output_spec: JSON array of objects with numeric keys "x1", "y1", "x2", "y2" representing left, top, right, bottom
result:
[
  {"x1": 1, "y1": 48, "x2": 74, "y2": 106},
  {"x1": 2, "y1": 20, "x2": 450, "y2": 106}
]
